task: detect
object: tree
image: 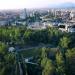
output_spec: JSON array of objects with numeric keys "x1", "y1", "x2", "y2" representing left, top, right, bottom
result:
[
  {"x1": 66, "y1": 48, "x2": 75, "y2": 75},
  {"x1": 59, "y1": 36, "x2": 71, "y2": 57},
  {"x1": 41, "y1": 47, "x2": 55, "y2": 75},
  {"x1": 41, "y1": 58, "x2": 55, "y2": 75},
  {"x1": 41, "y1": 47, "x2": 47, "y2": 59},
  {"x1": 0, "y1": 42, "x2": 8, "y2": 55},
  {"x1": 40, "y1": 47, "x2": 47, "y2": 68},
  {"x1": 56, "y1": 52, "x2": 66, "y2": 75},
  {"x1": 23, "y1": 30, "x2": 32, "y2": 44},
  {"x1": 59, "y1": 36, "x2": 70, "y2": 49},
  {"x1": 4, "y1": 53, "x2": 15, "y2": 64},
  {"x1": 0, "y1": 67, "x2": 6, "y2": 75}
]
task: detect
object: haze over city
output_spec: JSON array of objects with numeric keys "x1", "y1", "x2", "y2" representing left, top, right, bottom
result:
[{"x1": 0, "y1": 0, "x2": 75, "y2": 9}]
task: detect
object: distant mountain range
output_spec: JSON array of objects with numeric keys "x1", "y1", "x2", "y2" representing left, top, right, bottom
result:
[{"x1": 49, "y1": 2, "x2": 75, "y2": 8}]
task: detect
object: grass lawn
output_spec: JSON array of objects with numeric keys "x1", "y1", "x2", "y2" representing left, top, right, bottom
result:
[
  {"x1": 19, "y1": 48, "x2": 41, "y2": 58},
  {"x1": 18, "y1": 47, "x2": 58, "y2": 58}
]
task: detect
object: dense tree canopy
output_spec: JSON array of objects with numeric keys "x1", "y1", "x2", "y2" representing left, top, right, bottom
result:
[{"x1": 0, "y1": 26, "x2": 75, "y2": 75}]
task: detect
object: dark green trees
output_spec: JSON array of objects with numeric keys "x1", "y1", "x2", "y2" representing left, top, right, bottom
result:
[
  {"x1": 56, "y1": 52, "x2": 66, "y2": 75},
  {"x1": 41, "y1": 48, "x2": 55, "y2": 75},
  {"x1": 66, "y1": 48, "x2": 75, "y2": 75},
  {"x1": 0, "y1": 42, "x2": 15, "y2": 75},
  {"x1": 59, "y1": 36, "x2": 71, "y2": 49}
]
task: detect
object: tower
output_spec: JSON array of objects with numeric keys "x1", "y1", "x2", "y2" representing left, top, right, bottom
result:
[{"x1": 20, "y1": 8, "x2": 27, "y2": 19}]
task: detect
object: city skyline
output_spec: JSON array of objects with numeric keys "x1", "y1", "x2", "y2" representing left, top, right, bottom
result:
[{"x1": 0, "y1": 0, "x2": 75, "y2": 9}]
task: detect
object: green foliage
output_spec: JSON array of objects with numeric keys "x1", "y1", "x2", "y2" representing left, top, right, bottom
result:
[
  {"x1": 59, "y1": 36, "x2": 71, "y2": 49},
  {"x1": 4, "y1": 53, "x2": 15, "y2": 64},
  {"x1": 0, "y1": 26, "x2": 75, "y2": 75},
  {"x1": 42, "y1": 58, "x2": 55, "y2": 75},
  {"x1": 66, "y1": 48, "x2": 75, "y2": 75},
  {"x1": 0, "y1": 42, "x2": 15, "y2": 75},
  {"x1": 56, "y1": 52, "x2": 65, "y2": 75},
  {"x1": 41, "y1": 47, "x2": 47, "y2": 59},
  {"x1": 0, "y1": 42, "x2": 8, "y2": 55}
]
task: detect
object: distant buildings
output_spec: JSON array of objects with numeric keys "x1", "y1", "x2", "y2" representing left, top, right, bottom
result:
[
  {"x1": 28, "y1": 22, "x2": 46, "y2": 30},
  {"x1": 0, "y1": 8, "x2": 75, "y2": 33},
  {"x1": 0, "y1": 20, "x2": 8, "y2": 26},
  {"x1": 55, "y1": 10, "x2": 61, "y2": 17},
  {"x1": 67, "y1": 25, "x2": 75, "y2": 32},
  {"x1": 20, "y1": 9, "x2": 27, "y2": 19},
  {"x1": 70, "y1": 11, "x2": 75, "y2": 18}
]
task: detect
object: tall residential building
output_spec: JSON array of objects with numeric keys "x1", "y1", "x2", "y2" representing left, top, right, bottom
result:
[{"x1": 20, "y1": 9, "x2": 27, "y2": 19}]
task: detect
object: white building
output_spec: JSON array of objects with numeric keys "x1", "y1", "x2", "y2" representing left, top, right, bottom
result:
[
  {"x1": 67, "y1": 25, "x2": 75, "y2": 32},
  {"x1": 58, "y1": 23, "x2": 75, "y2": 32},
  {"x1": 28, "y1": 22, "x2": 46, "y2": 30},
  {"x1": 70, "y1": 11, "x2": 75, "y2": 18}
]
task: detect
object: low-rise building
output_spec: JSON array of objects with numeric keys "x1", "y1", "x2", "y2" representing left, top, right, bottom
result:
[
  {"x1": 68, "y1": 25, "x2": 75, "y2": 32},
  {"x1": 28, "y1": 22, "x2": 46, "y2": 30},
  {"x1": 58, "y1": 23, "x2": 75, "y2": 32},
  {"x1": 70, "y1": 11, "x2": 75, "y2": 18}
]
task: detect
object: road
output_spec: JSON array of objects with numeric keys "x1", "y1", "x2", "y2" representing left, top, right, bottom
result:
[
  {"x1": 19, "y1": 62, "x2": 23, "y2": 75},
  {"x1": 16, "y1": 44, "x2": 56, "y2": 52},
  {"x1": 15, "y1": 51, "x2": 24, "y2": 75}
]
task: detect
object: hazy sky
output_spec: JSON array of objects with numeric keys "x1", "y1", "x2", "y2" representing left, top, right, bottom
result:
[{"x1": 0, "y1": 0, "x2": 75, "y2": 9}]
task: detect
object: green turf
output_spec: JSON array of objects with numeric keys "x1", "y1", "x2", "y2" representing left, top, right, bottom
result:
[{"x1": 19, "y1": 48, "x2": 40, "y2": 58}]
